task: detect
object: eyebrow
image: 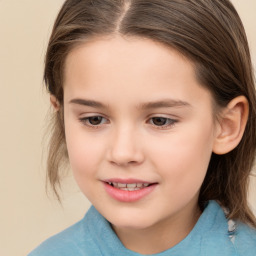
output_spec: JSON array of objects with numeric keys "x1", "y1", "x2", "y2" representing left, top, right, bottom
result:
[
  {"x1": 69, "y1": 98, "x2": 191, "y2": 109},
  {"x1": 138, "y1": 99, "x2": 191, "y2": 110},
  {"x1": 69, "y1": 98, "x2": 108, "y2": 109}
]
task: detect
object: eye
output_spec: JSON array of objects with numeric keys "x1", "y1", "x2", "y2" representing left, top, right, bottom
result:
[
  {"x1": 149, "y1": 117, "x2": 177, "y2": 128},
  {"x1": 79, "y1": 116, "x2": 108, "y2": 127}
]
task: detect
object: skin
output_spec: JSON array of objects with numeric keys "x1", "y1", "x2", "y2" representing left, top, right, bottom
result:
[{"x1": 57, "y1": 35, "x2": 247, "y2": 254}]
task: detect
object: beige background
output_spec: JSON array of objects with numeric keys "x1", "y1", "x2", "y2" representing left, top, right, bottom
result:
[{"x1": 0, "y1": 1, "x2": 255, "y2": 255}]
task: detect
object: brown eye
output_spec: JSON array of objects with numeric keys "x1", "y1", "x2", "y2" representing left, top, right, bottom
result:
[
  {"x1": 151, "y1": 117, "x2": 168, "y2": 126},
  {"x1": 79, "y1": 116, "x2": 108, "y2": 127},
  {"x1": 149, "y1": 117, "x2": 177, "y2": 128},
  {"x1": 88, "y1": 116, "x2": 103, "y2": 125}
]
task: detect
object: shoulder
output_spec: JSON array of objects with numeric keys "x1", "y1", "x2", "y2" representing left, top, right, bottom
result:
[
  {"x1": 234, "y1": 221, "x2": 256, "y2": 255},
  {"x1": 28, "y1": 207, "x2": 102, "y2": 256},
  {"x1": 199, "y1": 201, "x2": 256, "y2": 255}
]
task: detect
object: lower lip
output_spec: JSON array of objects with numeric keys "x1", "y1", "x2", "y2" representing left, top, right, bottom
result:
[{"x1": 103, "y1": 183, "x2": 157, "y2": 202}]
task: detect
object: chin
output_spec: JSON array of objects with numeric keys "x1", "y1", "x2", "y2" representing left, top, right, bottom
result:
[{"x1": 104, "y1": 208, "x2": 158, "y2": 230}]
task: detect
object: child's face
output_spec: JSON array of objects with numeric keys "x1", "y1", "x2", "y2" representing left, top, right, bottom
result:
[{"x1": 63, "y1": 36, "x2": 217, "y2": 232}]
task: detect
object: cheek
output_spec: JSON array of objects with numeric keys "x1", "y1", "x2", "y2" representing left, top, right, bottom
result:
[
  {"x1": 65, "y1": 129, "x2": 105, "y2": 202},
  {"x1": 150, "y1": 123, "x2": 214, "y2": 193},
  {"x1": 64, "y1": 123, "x2": 104, "y2": 181}
]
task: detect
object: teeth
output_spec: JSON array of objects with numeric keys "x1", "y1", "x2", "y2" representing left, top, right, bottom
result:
[
  {"x1": 118, "y1": 183, "x2": 126, "y2": 188},
  {"x1": 127, "y1": 183, "x2": 136, "y2": 188},
  {"x1": 108, "y1": 182, "x2": 151, "y2": 190}
]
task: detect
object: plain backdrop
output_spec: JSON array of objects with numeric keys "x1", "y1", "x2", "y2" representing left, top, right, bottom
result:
[{"x1": 0, "y1": 1, "x2": 255, "y2": 255}]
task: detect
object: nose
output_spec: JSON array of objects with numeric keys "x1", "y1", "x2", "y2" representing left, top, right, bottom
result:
[{"x1": 107, "y1": 126, "x2": 145, "y2": 167}]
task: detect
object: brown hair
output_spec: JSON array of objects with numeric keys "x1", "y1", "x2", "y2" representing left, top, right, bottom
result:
[{"x1": 44, "y1": 0, "x2": 256, "y2": 227}]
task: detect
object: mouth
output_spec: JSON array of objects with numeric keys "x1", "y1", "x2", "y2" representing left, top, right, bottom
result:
[
  {"x1": 106, "y1": 182, "x2": 152, "y2": 191},
  {"x1": 103, "y1": 179, "x2": 157, "y2": 202}
]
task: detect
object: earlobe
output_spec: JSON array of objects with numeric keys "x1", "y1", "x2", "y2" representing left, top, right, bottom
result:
[
  {"x1": 50, "y1": 95, "x2": 60, "y2": 111},
  {"x1": 212, "y1": 96, "x2": 249, "y2": 155}
]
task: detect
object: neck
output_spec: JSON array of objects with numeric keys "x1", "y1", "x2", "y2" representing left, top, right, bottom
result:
[{"x1": 112, "y1": 201, "x2": 202, "y2": 255}]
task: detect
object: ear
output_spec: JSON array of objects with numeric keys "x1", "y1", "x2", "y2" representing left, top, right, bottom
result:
[
  {"x1": 50, "y1": 95, "x2": 60, "y2": 111},
  {"x1": 213, "y1": 96, "x2": 249, "y2": 155}
]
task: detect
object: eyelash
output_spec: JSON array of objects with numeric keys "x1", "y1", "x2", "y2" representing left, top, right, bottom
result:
[
  {"x1": 79, "y1": 116, "x2": 178, "y2": 129},
  {"x1": 79, "y1": 116, "x2": 109, "y2": 128},
  {"x1": 148, "y1": 117, "x2": 178, "y2": 129}
]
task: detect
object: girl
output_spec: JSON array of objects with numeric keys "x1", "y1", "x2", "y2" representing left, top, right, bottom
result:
[{"x1": 29, "y1": 0, "x2": 256, "y2": 255}]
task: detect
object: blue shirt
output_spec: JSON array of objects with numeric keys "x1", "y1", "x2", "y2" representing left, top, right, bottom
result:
[{"x1": 28, "y1": 201, "x2": 256, "y2": 255}]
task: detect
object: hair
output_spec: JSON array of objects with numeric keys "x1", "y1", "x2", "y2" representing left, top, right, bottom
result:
[{"x1": 44, "y1": 0, "x2": 256, "y2": 227}]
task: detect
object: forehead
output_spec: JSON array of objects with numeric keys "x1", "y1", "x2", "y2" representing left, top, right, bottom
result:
[
  {"x1": 64, "y1": 35, "x2": 194, "y2": 84},
  {"x1": 63, "y1": 35, "x2": 213, "y2": 110}
]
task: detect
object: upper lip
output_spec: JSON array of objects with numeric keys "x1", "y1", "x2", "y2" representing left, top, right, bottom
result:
[{"x1": 103, "y1": 178, "x2": 156, "y2": 184}]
